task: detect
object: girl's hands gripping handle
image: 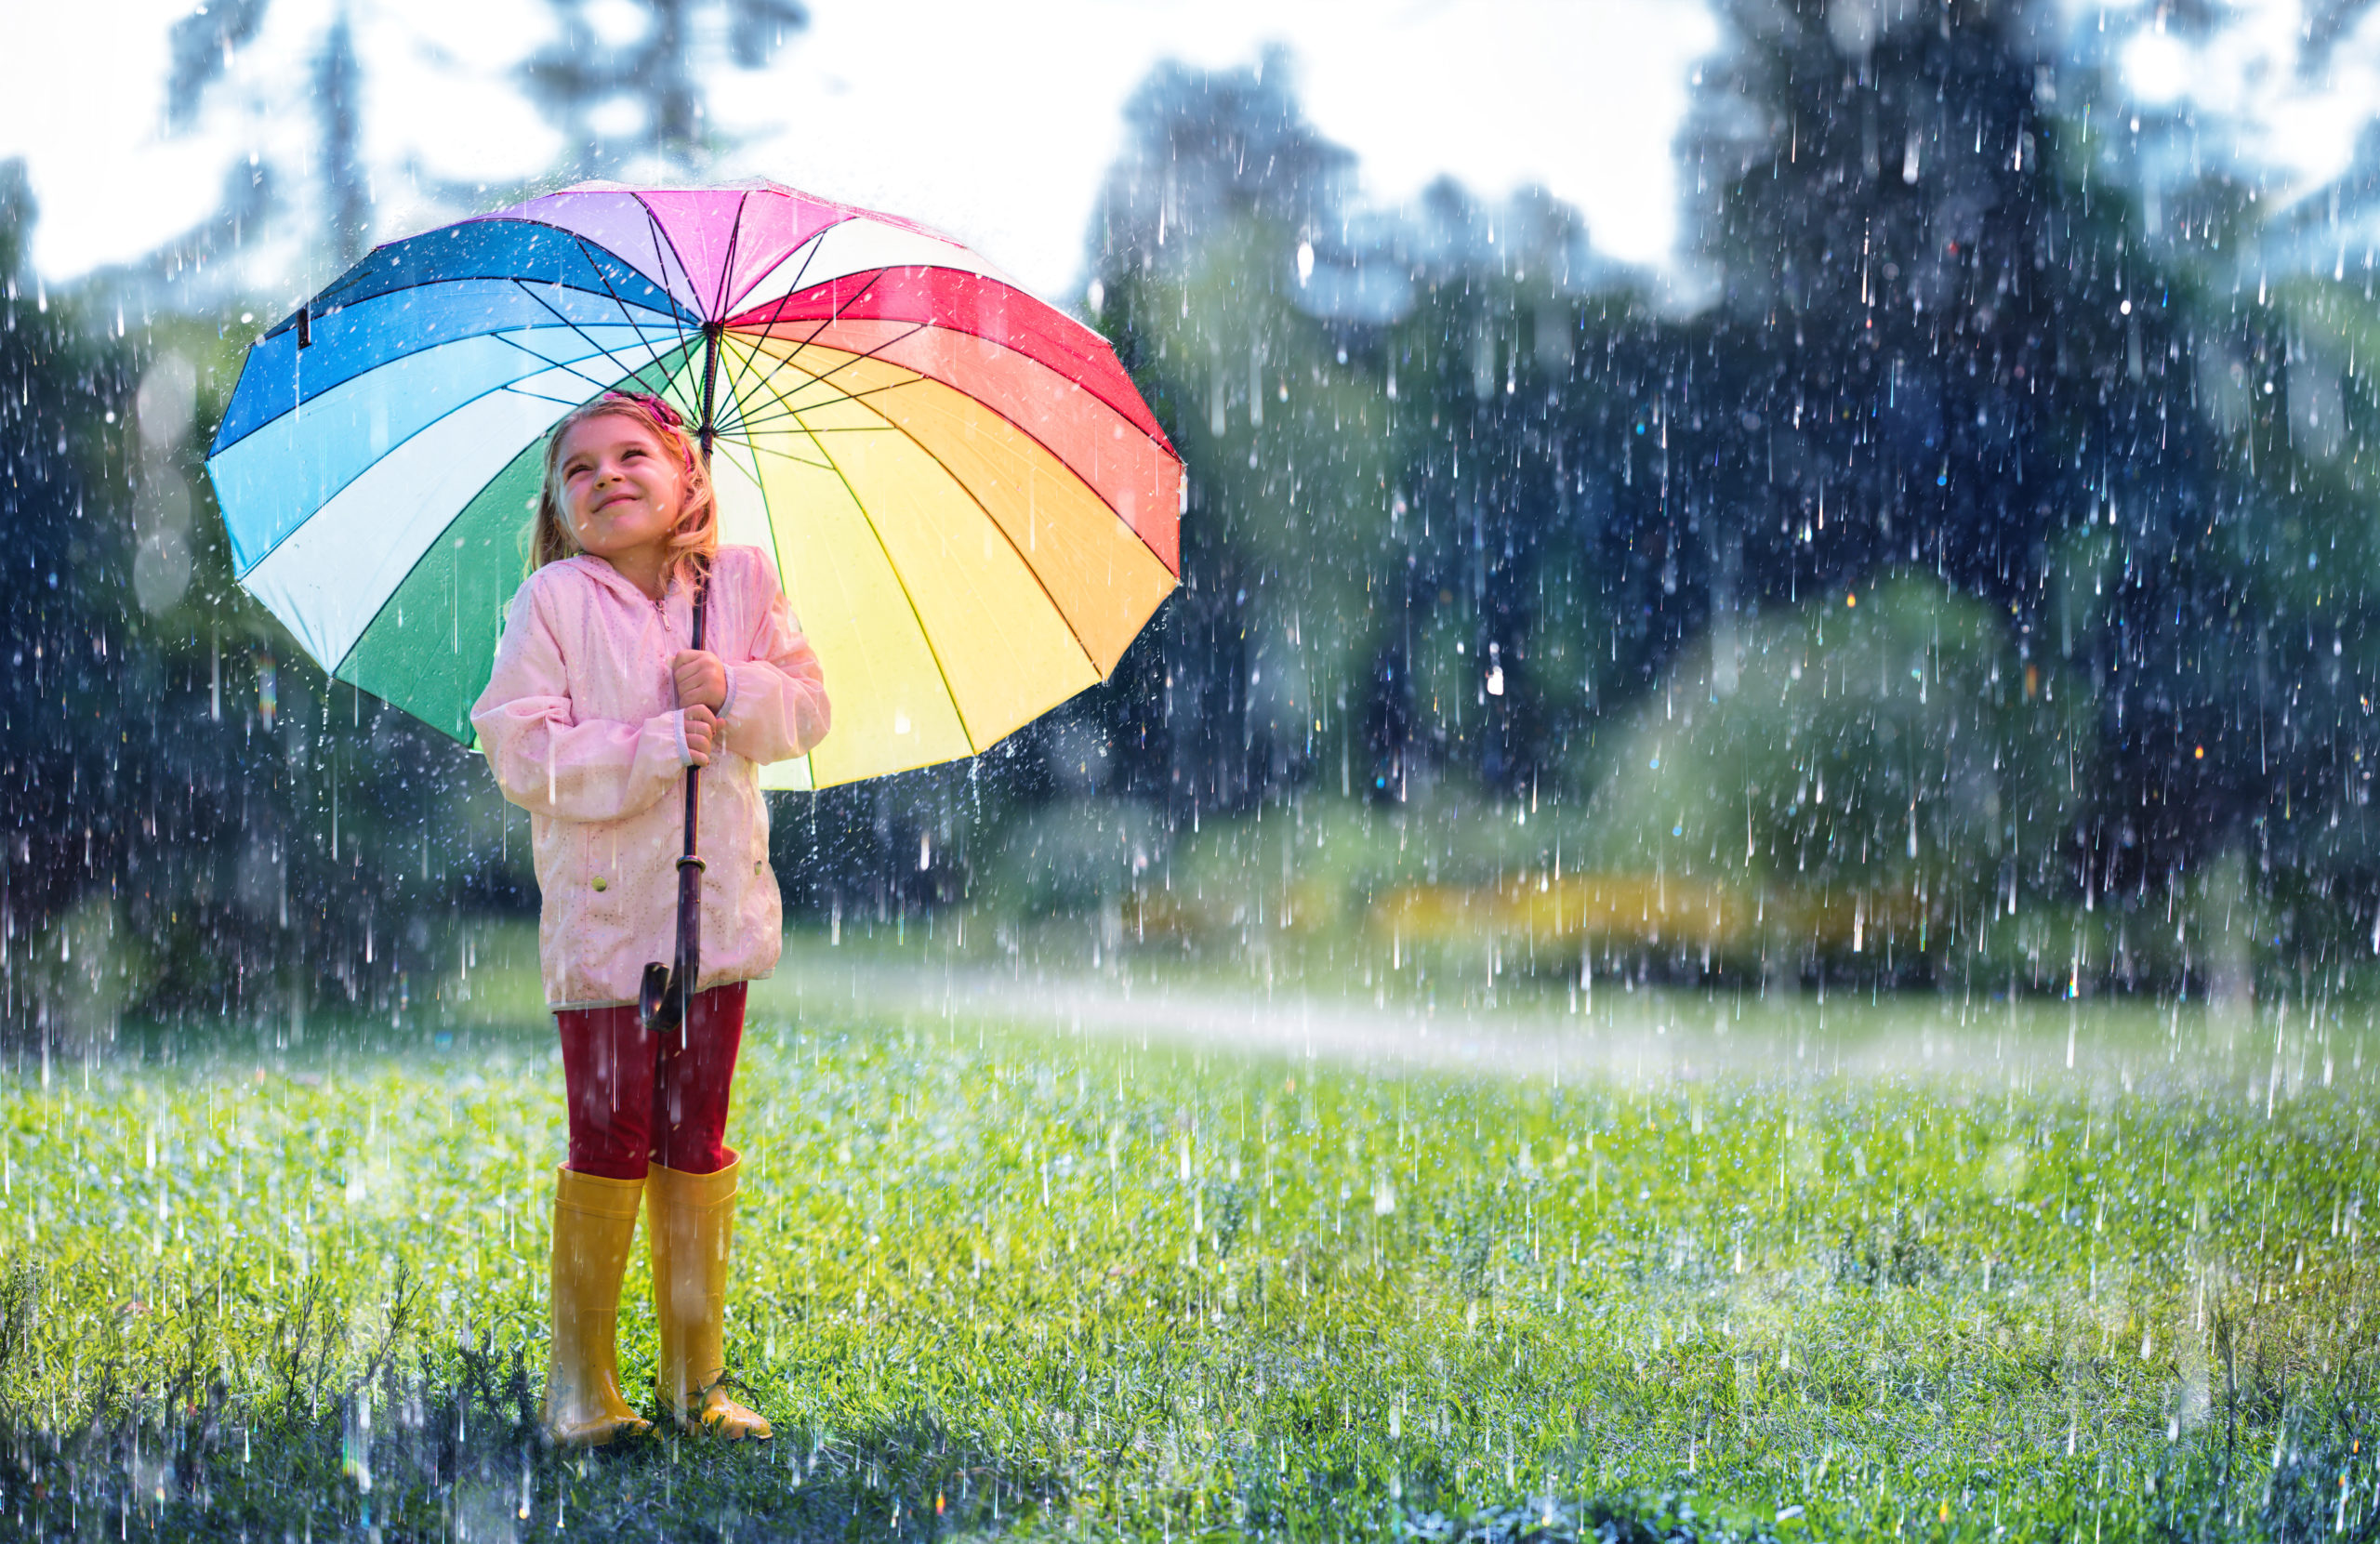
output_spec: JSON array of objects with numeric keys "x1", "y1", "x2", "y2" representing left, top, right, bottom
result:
[
  {"x1": 681, "y1": 704, "x2": 719, "y2": 766},
  {"x1": 675, "y1": 649, "x2": 724, "y2": 765},
  {"x1": 672, "y1": 649, "x2": 727, "y2": 713}
]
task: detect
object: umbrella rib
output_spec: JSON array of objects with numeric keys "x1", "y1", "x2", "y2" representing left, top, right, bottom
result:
[
  {"x1": 739, "y1": 262, "x2": 1177, "y2": 462},
  {"x1": 734, "y1": 329, "x2": 1184, "y2": 580},
  {"x1": 727, "y1": 386, "x2": 909, "y2": 435},
  {"x1": 717, "y1": 312, "x2": 827, "y2": 434},
  {"x1": 728, "y1": 330, "x2": 942, "y2": 437},
  {"x1": 711, "y1": 192, "x2": 747, "y2": 322},
  {"x1": 737, "y1": 375, "x2": 1180, "y2": 593},
  {"x1": 734, "y1": 438, "x2": 841, "y2": 474},
  {"x1": 633, "y1": 200, "x2": 717, "y2": 416},
  {"x1": 689, "y1": 196, "x2": 747, "y2": 449},
  {"x1": 859, "y1": 408, "x2": 1108, "y2": 680},
  {"x1": 505, "y1": 275, "x2": 673, "y2": 372},
  {"x1": 714, "y1": 220, "x2": 837, "y2": 389},
  {"x1": 227, "y1": 277, "x2": 681, "y2": 451},
  {"x1": 235, "y1": 344, "x2": 688, "y2": 580},
  {"x1": 566, "y1": 233, "x2": 701, "y2": 393},
  {"x1": 632, "y1": 205, "x2": 714, "y2": 428},
  {"x1": 635, "y1": 194, "x2": 706, "y2": 324},
  {"x1": 712, "y1": 303, "x2": 786, "y2": 425},
  {"x1": 494, "y1": 354, "x2": 686, "y2": 409},
  {"x1": 721, "y1": 345, "x2": 871, "y2": 442},
  {"x1": 323, "y1": 442, "x2": 539, "y2": 691},
  {"x1": 575, "y1": 224, "x2": 701, "y2": 386},
  {"x1": 770, "y1": 371, "x2": 1108, "y2": 683},
  {"x1": 711, "y1": 341, "x2": 768, "y2": 439},
  {"x1": 489, "y1": 310, "x2": 672, "y2": 400},
  {"x1": 716, "y1": 246, "x2": 935, "y2": 435},
  {"x1": 774, "y1": 412, "x2": 984, "y2": 753},
  {"x1": 722, "y1": 347, "x2": 931, "y2": 442},
  {"x1": 730, "y1": 329, "x2": 1161, "y2": 656},
  {"x1": 740, "y1": 265, "x2": 891, "y2": 398},
  {"x1": 707, "y1": 333, "x2": 774, "y2": 442},
  {"x1": 711, "y1": 236, "x2": 857, "y2": 416},
  {"x1": 726, "y1": 318, "x2": 985, "y2": 442},
  {"x1": 507, "y1": 383, "x2": 634, "y2": 410}
]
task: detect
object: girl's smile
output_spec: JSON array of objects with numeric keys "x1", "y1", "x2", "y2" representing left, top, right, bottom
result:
[{"x1": 556, "y1": 416, "x2": 688, "y2": 599}]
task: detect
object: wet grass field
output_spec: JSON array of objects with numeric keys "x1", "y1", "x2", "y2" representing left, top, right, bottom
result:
[{"x1": 2, "y1": 931, "x2": 2376, "y2": 1542}]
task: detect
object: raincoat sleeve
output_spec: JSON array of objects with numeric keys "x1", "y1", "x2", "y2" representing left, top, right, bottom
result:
[
  {"x1": 718, "y1": 557, "x2": 831, "y2": 766},
  {"x1": 470, "y1": 582, "x2": 694, "y2": 823}
]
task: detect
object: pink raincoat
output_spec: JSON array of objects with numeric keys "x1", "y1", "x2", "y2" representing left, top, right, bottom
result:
[{"x1": 470, "y1": 545, "x2": 830, "y2": 1010}]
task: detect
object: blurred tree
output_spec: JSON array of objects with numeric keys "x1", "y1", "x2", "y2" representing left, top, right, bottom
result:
[
  {"x1": 2061, "y1": 0, "x2": 2380, "y2": 951},
  {"x1": 1378, "y1": 182, "x2": 1656, "y2": 804},
  {"x1": 162, "y1": 0, "x2": 371, "y2": 284},
  {"x1": 1084, "y1": 54, "x2": 1689, "y2": 820},
  {"x1": 1681, "y1": 0, "x2": 2155, "y2": 615},
  {"x1": 1590, "y1": 575, "x2": 2092, "y2": 953},
  {"x1": 521, "y1": 0, "x2": 809, "y2": 172},
  {"x1": 1066, "y1": 7, "x2": 2380, "y2": 963},
  {"x1": 0, "y1": 161, "x2": 139, "y2": 983},
  {"x1": 1085, "y1": 51, "x2": 1378, "y2": 816},
  {"x1": 1660, "y1": 0, "x2": 2274, "y2": 925},
  {"x1": 314, "y1": 7, "x2": 369, "y2": 267},
  {"x1": 0, "y1": 165, "x2": 521, "y2": 1047},
  {"x1": 165, "y1": 0, "x2": 271, "y2": 131}
]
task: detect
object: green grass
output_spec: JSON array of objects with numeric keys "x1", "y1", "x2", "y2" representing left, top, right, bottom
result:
[{"x1": 3, "y1": 930, "x2": 2377, "y2": 1542}]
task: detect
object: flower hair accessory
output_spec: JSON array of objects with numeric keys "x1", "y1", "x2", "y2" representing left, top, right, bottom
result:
[
  {"x1": 600, "y1": 390, "x2": 696, "y2": 468},
  {"x1": 602, "y1": 389, "x2": 686, "y2": 429}
]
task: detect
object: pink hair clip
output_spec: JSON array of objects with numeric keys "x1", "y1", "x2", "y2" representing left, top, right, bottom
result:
[
  {"x1": 602, "y1": 389, "x2": 686, "y2": 430},
  {"x1": 600, "y1": 390, "x2": 696, "y2": 468}
]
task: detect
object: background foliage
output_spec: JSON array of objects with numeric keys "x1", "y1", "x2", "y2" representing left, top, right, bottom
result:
[{"x1": 10, "y1": 0, "x2": 2380, "y2": 1041}]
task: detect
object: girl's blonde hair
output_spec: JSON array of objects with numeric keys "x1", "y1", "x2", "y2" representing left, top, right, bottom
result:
[{"x1": 531, "y1": 392, "x2": 718, "y2": 579}]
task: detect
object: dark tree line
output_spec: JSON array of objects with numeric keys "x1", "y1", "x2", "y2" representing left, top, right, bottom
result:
[
  {"x1": 0, "y1": 166, "x2": 519, "y2": 1053},
  {"x1": 1038, "y1": 0, "x2": 2380, "y2": 974},
  {"x1": 18, "y1": 0, "x2": 2380, "y2": 1025}
]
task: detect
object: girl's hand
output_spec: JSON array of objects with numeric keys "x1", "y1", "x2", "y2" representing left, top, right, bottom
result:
[
  {"x1": 681, "y1": 704, "x2": 719, "y2": 766},
  {"x1": 672, "y1": 649, "x2": 727, "y2": 713}
]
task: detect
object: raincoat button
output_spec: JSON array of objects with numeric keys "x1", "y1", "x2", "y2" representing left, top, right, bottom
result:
[{"x1": 591, "y1": 877, "x2": 609, "y2": 892}]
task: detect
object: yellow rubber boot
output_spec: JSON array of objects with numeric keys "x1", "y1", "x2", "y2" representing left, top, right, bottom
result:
[
  {"x1": 544, "y1": 1167, "x2": 654, "y2": 1446},
  {"x1": 648, "y1": 1155, "x2": 772, "y2": 1440}
]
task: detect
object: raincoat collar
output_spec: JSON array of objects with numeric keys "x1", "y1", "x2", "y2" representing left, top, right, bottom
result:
[{"x1": 558, "y1": 552, "x2": 698, "y2": 612}]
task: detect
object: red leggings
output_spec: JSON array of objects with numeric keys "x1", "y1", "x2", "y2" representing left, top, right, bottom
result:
[{"x1": 556, "y1": 983, "x2": 746, "y2": 1180}]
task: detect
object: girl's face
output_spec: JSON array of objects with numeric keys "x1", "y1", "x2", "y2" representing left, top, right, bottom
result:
[{"x1": 554, "y1": 414, "x2": 686, "y2": 567}]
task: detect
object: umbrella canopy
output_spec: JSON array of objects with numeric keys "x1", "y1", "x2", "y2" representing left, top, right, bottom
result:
[{"x1": 206, "y1": 180, "x2": 1183, "y2": 789}]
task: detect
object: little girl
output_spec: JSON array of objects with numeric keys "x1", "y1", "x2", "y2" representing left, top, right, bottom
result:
[{"x1": 471, "y1": 391, "x2": 830, "y2": 1445}]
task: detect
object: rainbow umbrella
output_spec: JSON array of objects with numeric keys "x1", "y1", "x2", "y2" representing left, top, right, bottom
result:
[{"x1": 205, "y1": 179, "x2": 1183, "y2": 792}]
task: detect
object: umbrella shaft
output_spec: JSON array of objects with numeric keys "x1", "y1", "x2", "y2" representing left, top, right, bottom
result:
[
  {"x1": 673, "y1": 591, "x2": 707, "y2": 1022},
  {"x1": 670, "y1": 326, "x2": 721, "y2": 1032}
]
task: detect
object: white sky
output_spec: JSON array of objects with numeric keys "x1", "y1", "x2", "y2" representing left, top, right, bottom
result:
[
  {"x1": 2109, "y1": 0, "x2": 2380, "y2": 212},
  {"x1": 0, "y1": 0, "x2": 1720, "y2": 303}
]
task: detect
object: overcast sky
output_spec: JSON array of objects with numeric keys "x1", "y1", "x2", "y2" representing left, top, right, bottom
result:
[
  {"x1": 0, "y1": 0, "x2": 1719, "y2": 305},
  {"x1": 7, "y1": 0, "x2": 2378, "y2": 310}
]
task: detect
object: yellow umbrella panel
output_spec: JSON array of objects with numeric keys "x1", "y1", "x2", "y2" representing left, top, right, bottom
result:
[{"x1": 711, "y1": 322, "x2": 1180, "y2": 790}]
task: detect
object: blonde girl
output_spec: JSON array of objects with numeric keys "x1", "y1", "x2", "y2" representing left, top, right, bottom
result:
[{"x1": 471, "y1": 391, "x2": 829, "y2": 1445}]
